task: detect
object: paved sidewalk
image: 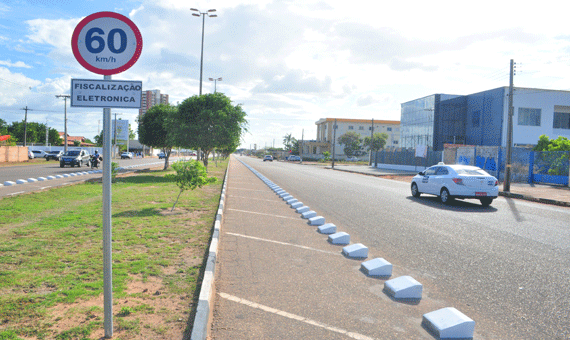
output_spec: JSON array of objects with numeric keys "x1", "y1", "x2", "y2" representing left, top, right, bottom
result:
[{"x1": 329, "y1": 164, "x2": 570, "y2": 207}]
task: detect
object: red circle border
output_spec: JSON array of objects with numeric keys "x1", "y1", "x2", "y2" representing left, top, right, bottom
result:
[{"x1": 71, "y1": 11, "x2": 143, "y2": 75}]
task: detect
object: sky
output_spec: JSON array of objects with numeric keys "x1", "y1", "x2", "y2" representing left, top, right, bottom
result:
[{"x1": 2, "y1": 0, "x2": 570, "y2": 150}]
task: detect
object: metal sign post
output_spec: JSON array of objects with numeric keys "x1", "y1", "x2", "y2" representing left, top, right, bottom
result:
[{"x1": 102, "y1": 75, "x2": 113, "y2": 335}]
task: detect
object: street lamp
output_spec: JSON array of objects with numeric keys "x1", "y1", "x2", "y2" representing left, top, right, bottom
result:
[
  {"x1": 191, "y1": 8, "x2": 217, "y2": 95},
  {"x1": 208, "y1": 77, "x2": 222, "y2": 93}
]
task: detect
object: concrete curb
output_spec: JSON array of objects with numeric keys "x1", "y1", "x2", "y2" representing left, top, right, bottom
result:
[{"x1": 190, "y1": 163, "x2": 229, "y2": 340}]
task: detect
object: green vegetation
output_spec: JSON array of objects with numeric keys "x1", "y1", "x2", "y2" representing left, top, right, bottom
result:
[
  {"x1": 533, "y1": 135, "x2": 570, "y2": 176},
  {"x1": 166, "y1": 160, "x2": 217, "y2": 211},
  {"x1": 0, "y1": 160, "x2": 227, "y2": 339}
]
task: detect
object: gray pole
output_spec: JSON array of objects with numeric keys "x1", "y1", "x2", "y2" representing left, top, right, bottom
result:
[
  {"x1": 301, "y1": 129, "x2": 304, "y2": 164},
  {"x1": 199, "y1": 14, "x2": 205, "y2": 95},
  {"x1": 332, "y1": 119, "x2": 337, "y2": 169},
  {"x1": 504, "y1": 59, "x2": 515, "y2": 192},
  {"x1": 102, "y1": 75, "x2": 113, "y2": 338},
  {"x1": 22, "y1": 106, "x2": 29, "y2": 147},
  {"x1": 56, "y1": 95, "x2": 70, "y2": 153},
  {"x1": 369, "y1": 118, "x2": 374, "y2": 165}
]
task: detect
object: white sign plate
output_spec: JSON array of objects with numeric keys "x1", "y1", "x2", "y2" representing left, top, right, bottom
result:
[
  {"x1": 113, "y1": 119, "x2": 129, "y2": 140},
  {"x1": 70, "y1": 79, "x2": 142, "y2": 108}
]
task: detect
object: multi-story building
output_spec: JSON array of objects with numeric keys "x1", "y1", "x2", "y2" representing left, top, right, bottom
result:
[
  {"x1": 303, "y1": 118, "x2": 400, "y2": 158},
  {"x1": 138, "y1": 90, "x2": 169, "y2": 121},
  {"x1": 401, "y1": 87, "x2": 570, "y2": 151}
]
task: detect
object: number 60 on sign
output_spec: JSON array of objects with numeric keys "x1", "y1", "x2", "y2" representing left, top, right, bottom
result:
[{"x1": 72, "y1": 11, "x2": 142, "y2": 75}]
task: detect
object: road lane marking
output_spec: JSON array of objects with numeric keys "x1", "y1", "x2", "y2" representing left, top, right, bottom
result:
[
  {"x1": 218, "y1": 292, "x2": 375, "y2": 340},
  {"x1": 230, "y1": 195, "x2": 283, "y2": 202},
  {"x1": 227, "y1": 208, "x2": 299, "y2": 220},
  {"x1": 225, "y1": 232, "x2": 340, "y2": 256},
  {"x1": 7, "y1": 191, "x2": 25, "y2": 196},
  {"x1": 40, "y1": 186, "x2": 52, "y2": 190}
]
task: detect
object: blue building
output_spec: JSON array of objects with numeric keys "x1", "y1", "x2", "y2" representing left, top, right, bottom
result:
[{"x1": 401, "y1": 87, "x2": 570, "y2": 151}]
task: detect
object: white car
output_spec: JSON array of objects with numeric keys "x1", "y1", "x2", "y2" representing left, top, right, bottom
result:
[
  {"x1": 346, "y1": 156, "x2": 359, "y2": 162},
  {"x1": 411, "y1": 163, "x2": 499, "y2": 206},
  {"x1": 31, "y1": 150, "x2": 46, "y2": 158},
  {"x1": 121, "y1": 152, "x2": 133, "y2": 159}
]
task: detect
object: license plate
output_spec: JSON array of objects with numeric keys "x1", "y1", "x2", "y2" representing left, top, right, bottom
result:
[{"x1": 475, "y1": 192, "x2": 487, "y2": 196}]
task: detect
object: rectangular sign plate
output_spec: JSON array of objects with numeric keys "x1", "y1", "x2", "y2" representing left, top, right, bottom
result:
[{"x1": 70, "y1": 79, "x2": 142, "y2": 108}]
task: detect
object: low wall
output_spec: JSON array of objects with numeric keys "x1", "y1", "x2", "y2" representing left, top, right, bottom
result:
[{"x1": 0, "y1": 146, "x2": 29, "y2": 162}]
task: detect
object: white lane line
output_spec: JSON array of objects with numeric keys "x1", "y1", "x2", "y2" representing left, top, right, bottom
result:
[
  {"x1": 218, "y1": 292, "x2": 375, "y2": 340},
  {"x1": 225, "y1": 232, "x2": 340, "y2": 256},
  {"x1": 227, "y1": 187, "x2": 270, "y2": 193},
  {"x1": 230, "y1": 195, "x2": 282, "y2": 203},
  {"x1": 7, "y1": 191, "x2": 25, "y2": 196},
  {"x1": 227, "y1": 208, "x2": 299, "y2": 220},
  {"x1": 39, "y1": 186, "x2": 52, "y2": 190}
]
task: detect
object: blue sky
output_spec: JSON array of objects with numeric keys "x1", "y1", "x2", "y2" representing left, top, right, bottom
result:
[{"x1": 2, "y1": 0, "x2": 570, "y2": 149}]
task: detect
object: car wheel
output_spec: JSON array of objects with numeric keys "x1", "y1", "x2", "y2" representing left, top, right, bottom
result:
[
  {"x1": 480, "y1": 198, "x2": 493, "y2": 206},
  {"x1": 440, "y1": 188, "x2": 453, "y2": 204},
  {"x1": 60, "y1": 164, "x2": 64, "y2": 168},
  {"x1": 411, "y1": 183, "x2": 421, "y2": 197}
]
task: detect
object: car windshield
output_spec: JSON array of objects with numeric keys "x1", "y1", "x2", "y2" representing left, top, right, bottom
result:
[
  {"x1": 455, "y1": 168, "x2": 489, "y2": 176},
  {"x1": 64, "y1": 151, "x2": 80, "y2": 156},
  {"x1": 49, "y1": 151, "x2": 60, "y2": 154}
]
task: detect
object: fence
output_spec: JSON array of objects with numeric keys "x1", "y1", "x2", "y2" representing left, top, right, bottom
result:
[{"x1": 373, "y1": 146, "x2": 569, "y2": 186}]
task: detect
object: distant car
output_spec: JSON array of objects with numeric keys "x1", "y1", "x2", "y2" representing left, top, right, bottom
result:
[
  {"x1": 346, "y1": 156, "x2": 359, "y2": 162},
  {"x1": 263, "y1": 155, "x2": 273, "y2": 162},
  {"x1": 411, "y1": 163, "x2": 499, "y2": 206},
  {"x1": 60, "y1": 149, "x2": 91, "y2": 168},
  {"x1": 289, "y1": 155, "x2": 301, "y2": 161},
  {"x1": 31, "y1": 150, "x2": 46, "y2": 158},
  {"x1": 121, "y1": 152, "x2": 133, "y2": 159},
  {"x1": 158, "y1": 152, "x2": 166, "y2": 159},
  {"x1": 28, "y1": 150, "x2": 34, "y2": 159},
  {"x1": 45, "y1": 150, "x2": 63, "y2": 161}
]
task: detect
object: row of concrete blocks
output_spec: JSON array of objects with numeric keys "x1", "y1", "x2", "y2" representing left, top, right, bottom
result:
[
  {"x1": 0, "y1": 160, "x2": 172, "y2": 188},
  {"x1": 2, "y1": 170, "x2": 103, "y2": 187},
  {"x1": 243, "y1": 162, "x2": 475, "y2": 339}
]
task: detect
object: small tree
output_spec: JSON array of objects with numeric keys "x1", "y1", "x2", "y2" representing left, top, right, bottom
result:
[
  {"x1": 322, "y1": 151, "x2": 331, "y2": 161},
  {"x1": 338, "y1": 131, "x2": 363, "y2": 157},
  {"x1": 166, "y1": 160, "x2": 217, "y2": 211},
  {"x1": 139, "y1": 104, "x2": 176, "y2": 170}
]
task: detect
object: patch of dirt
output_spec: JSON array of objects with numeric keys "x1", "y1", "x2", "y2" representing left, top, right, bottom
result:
[{"x1": 381, "y1": 175, "x2": 414, "y2": 183}]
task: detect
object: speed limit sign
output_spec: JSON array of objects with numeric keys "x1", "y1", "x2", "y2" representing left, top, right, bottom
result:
[{"x1": 71, "y1": 11, "x2": 142, "y2": 75}]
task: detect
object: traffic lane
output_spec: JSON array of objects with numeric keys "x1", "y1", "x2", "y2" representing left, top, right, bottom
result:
[
  {"x1": 240, "y1": 157, "x2": 570, "y2": 339},
  {"x1": 0, "y1": 157, "x2": 170, "y2": 184},
  {"x1": 213, "y1": 160, "x2": 438, "y2": 339},
  {"x1": 0, "y1": 172, "x2": 104, "y2": 198}
]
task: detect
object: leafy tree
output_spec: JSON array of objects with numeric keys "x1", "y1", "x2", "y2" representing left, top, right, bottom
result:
[
  {"x1": 322, "y1": 151, "x2": 331, "y2": 161},
  {"x1": 139, "y1": 104, "x2": 177, "y2": 170},
  {"x1": 363, "y1": 132, "x2": 389, "y2": 152},
  {"x1": 0, "y1": 118, "x2": 8, "y2": 135},
  {"x1": 165, "y1": 160, "x2": 217, "y2": 211},
  {"x1": 337, "y1": 131, "x2": 363, "y2": 157},
  {"x1": 6, "y1": 121, "x2": 60, "y2": 145},
  {"x1": 170, "y1": 93, "x2": 247, "y2": 168},
  {"x1": 533, "y1": 134, "x2": 570, "y2": 175},
  {"x1": 73, "y1": 140, "x2": 81, "y2": 146}
]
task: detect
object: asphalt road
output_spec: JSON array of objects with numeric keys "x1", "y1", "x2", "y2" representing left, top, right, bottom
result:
[{"x1": 221, "y1": 156, "x2": 570, "y2": 339}]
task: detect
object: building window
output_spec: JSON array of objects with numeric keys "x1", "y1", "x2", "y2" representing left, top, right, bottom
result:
[
  {"x1": 518, "y1": 107, "x2": 541, "y2": 126},
  {"x1": 387, "y1": 127, "x2": 392, "y2": 131},
  {"x1": 359, "y1": 126, "x2": 364, "y2": 130},
  {"x1": 472, "y1": 111, "x2": 480, "y2": 127},
  {"x1": 553, "y1": 106, "x2": 570, "y2": 129},
  {"x1": 348, "y1": 126, "x2": 354, "y2": 130},
  {"x1": 393, "y1": 140, "x2": 398, "y2": 144}
]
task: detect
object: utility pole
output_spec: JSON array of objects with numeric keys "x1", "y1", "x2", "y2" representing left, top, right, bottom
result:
[
  {"x1": 301, "y1": 129, "x2": 304, "y2": 164},
  {"x1": 504, "y1": 59, "x2": 515, "y2": 192},
  {"x1": 45, "y1": 119, "x2": 49, "y2": 147},
  {"x1": 20, "y1": 106, "x2": 32, "y2": 146},
  {"x1": 369, "y1": 118, "x2": 374, "y2": 166},
  {"x1": 56, "y1": 95, "x2": 70, "y2": 153},
  {"x1": 332, "y1": 119, "x2": 337, "y2": 169}
]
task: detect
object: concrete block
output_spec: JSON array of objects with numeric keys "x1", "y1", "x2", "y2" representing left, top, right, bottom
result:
[
  {"x1": 16, "y1": 179, "x2": 27, "y2": 184},
  {"x1": 282, "y1": 195, "x2": 293, "y2": 201},
  {"x1": 328, "y1": 232, "x2": 350, "y2": 245},
  {"x1": 47, "y1": 176, "x2": 56, "y2": 180},
  {"x1": 278, "y1": 192, "x2": 289, "y2": 198},
  {"x1": 286, "y1": 198, "x2": 298, "y2": 205},
  {"x1": 291, "y1": 202, "x2": 303, "y2": 209},
  {"x1": 301, "y1": 210, "x2": 317, "y2": 219},
  {"x1": 4, "y1": 181, "x2": 16, "y2": 186},
  {"x1": 342, "y1": 243, "x2": 368, "y2": 259},
  {"x1": 317, "y1": 223, "x2": 336, "y2": 234},
  {"x1": 27, "y1": 178, "x2": 38, "y2": 183},
  {"x1": 62, "y1": 174, "x2": 70, "y2": 178},
  {"x1": 55, "y1": 175, "x2": 63, "y2": 178},
  {"x1": 38, "y1": 177, "x2": 47, "y2": 181},
  {"x1": 361, "y1": 258, "x2": 392, "y2": 277},
  {"x1": 422, "y1": 307, "x2": 475, "y2": 339},
  {"x1": 70, "y1": 173, "x2": 77, "y2": 176},
  {"x1": 308, "y1": 216, "x2": 325, "y2": 226},
  {"x1": 384, "y1": 276, "x2": 422, "y2": 300},
  {"x1": 296, "y1": 206, "x2": 310, "y2": 213}
]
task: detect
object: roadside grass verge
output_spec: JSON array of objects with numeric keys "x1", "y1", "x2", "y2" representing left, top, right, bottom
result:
[{"x1": 0, "y1": 159, "x2": 227, "y2": 339}]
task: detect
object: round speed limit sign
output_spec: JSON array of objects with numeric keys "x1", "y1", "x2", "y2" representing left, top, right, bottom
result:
[{"x1": 71, "y1": 12, "x2": 142, "y2": 75}]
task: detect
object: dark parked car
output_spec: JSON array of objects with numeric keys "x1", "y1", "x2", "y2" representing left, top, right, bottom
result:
[
  {"x1": 60, "y1": 149, "x2": 91, "y2": 168},
  {"x1": 158, "y1": 152, "x2": 166, "y2": 159},
  {"x1": 45, "y1": 150, "x2": 63, "y2": 161}
]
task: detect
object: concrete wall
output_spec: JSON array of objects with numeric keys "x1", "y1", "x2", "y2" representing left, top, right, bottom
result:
[{"x1": 0, "y1": 146, "x2": 29, "y2": 162}]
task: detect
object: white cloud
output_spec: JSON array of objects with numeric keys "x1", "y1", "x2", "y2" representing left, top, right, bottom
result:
[{"x1": 0, "y1": 60, "x2": 32, "y2": 68}]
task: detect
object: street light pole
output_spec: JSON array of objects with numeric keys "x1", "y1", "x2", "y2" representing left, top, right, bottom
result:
[
  {"x1": 191, "y1": 8, "x2": 217, "y2": 95},
  {"x1": 56, "y1": 94, "x2": 70, "y2": 153},
  {"x1": 208, "y1": 77, "x2": 222, "y2": 93}
]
